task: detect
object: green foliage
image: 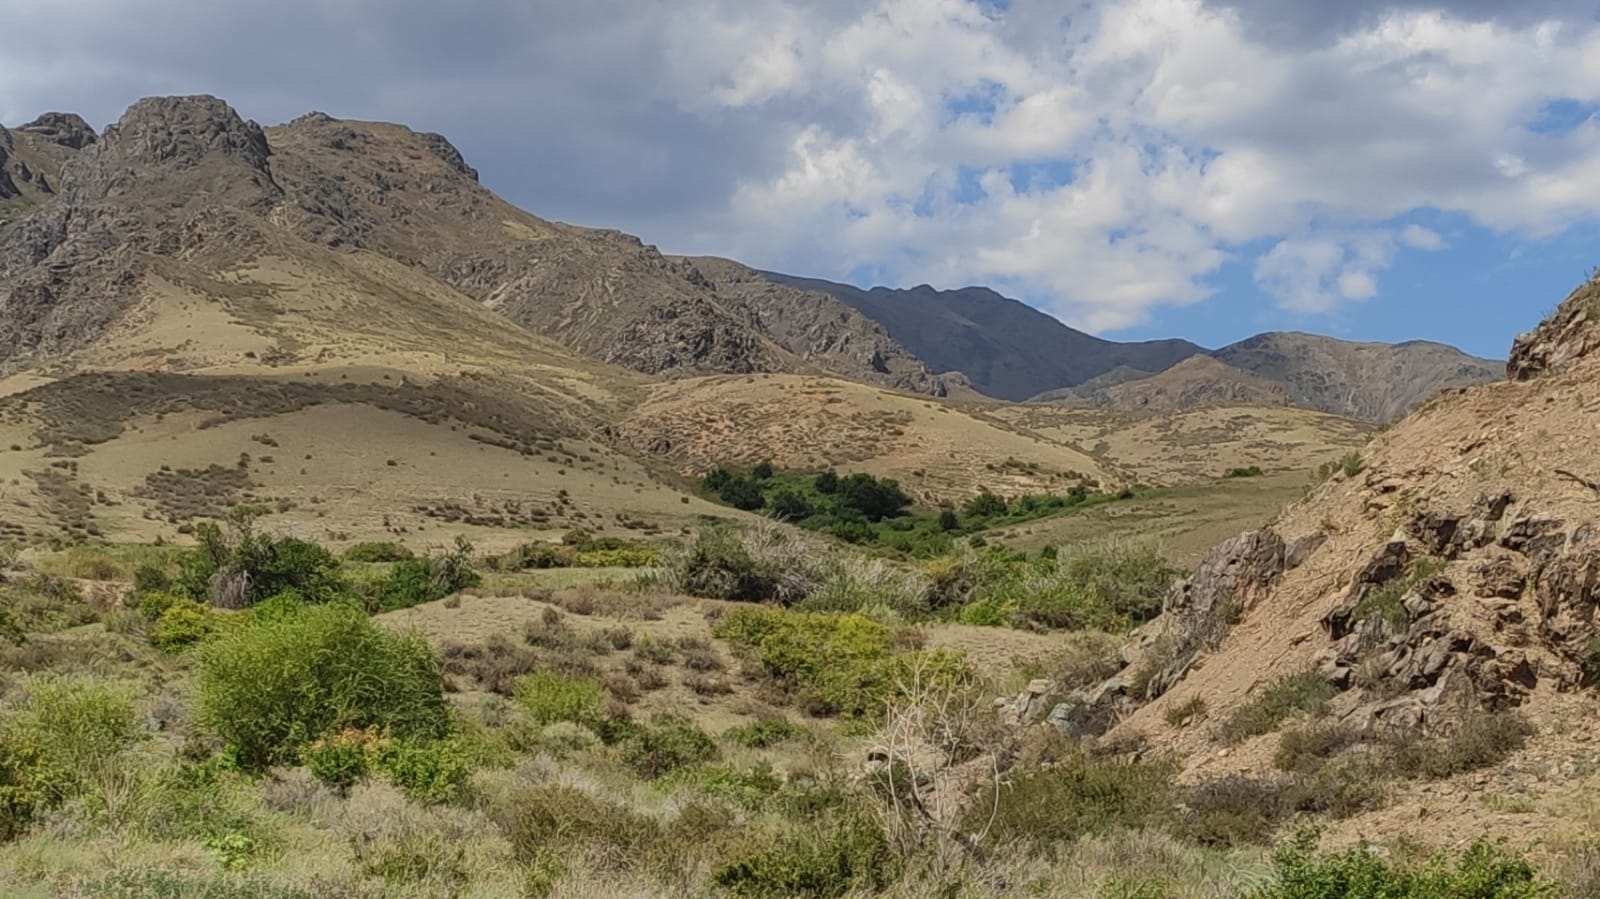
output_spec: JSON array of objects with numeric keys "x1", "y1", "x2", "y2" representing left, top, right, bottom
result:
[
  {"x1": 196, "y1": 603, "x2": 448, "y2": 769},
  {"x1": 151, "y1": 598, "x2": 226, "y2": 652},
  {"x1": 713, "y1": 607, "x2": 972, "y2": 718},
  {"x1": 621, "y1": 715, "x2": 718, "y2": 779},
  {"x1": 713, "y1": 805, "x2": 898, "y2": 898},
  {"x1": 1352, "y1": 558, "x2": 1446, "y2": 631},
  {"x1": 512, "y1": 671, "x2": 604, "y2": 728},
  {"x1": 752, "y1": 460, "x2": 775, "y2": 480},
  {"x1": 1250, "y1": 833, "x2": 1556, "y2": 899},
  {"x1": 978, "y1": 753, "x2": 1174, "y2": 856},
  {"x1": 368, "y1": 537, "x2": 481, "y2": 612},
  {"x1": 497, "y1": 783, "x2": 659, "y2": 867},
  {"x1": 1226, "y1": 466, "x2": 1266, "y2": 478},
  {"x1": 770, "y1": 489, "x2": 813, "y2": 521},
  {"x1": 725, "y1": 717, "x2": 802, "y2": 749},
  {"x1": 963, "y1": 489, "x2": 1009, "y2": 518},
  {"x1": 670, "y1": 528, "x2": 782, "y2": 601},
  {"x1": 303, "y1": 727, "x2": 380, "y2": 792},
  {"x1": 814, "y1": 470, "x2": 840, "y2": 494},
  {"x1": 928, "y1": 542, "x2": 1176, "y2": 632},
  {"x1": 376, "y1": 735, "x2": 474, "y2": 804},
  {"x1": 1315, "y1": 453, "x2": 1367, "y2": 485},
  {"x1": 0, "y1": 674, "x2": 142, "y2": 840},
  {"x1": 341, "y1": 541, "x2": 415, "y2": 563},
  {"x1": 1218, "y1": 671, "x2": 1338, "y2": 743},
  {"x1": 176, "y1": 519, "x2": 347, "y2": 608}
]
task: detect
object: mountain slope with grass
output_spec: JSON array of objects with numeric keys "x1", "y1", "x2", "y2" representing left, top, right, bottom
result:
[{"x1": 1059, "y1": 272, "x2": 1600, "y2": 853}]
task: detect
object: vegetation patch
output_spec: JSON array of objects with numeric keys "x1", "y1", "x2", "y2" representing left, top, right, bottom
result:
[{"x1": 1217, "y1": 671, "x2": 1338, "y2": 744}]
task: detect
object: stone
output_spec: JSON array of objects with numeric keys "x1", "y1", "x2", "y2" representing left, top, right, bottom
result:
[
  {"x1": 1025, "y1": 679, "x2": 1053, "y2": 697},
  {"x1": 1286, "y1": 533, "x2": 1328, "y2": 569}
]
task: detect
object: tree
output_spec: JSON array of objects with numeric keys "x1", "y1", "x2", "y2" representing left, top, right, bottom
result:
[
  {"x1": 718, "y1": 476, "x2": 767, "y2": 512},
  {"x1": 814, "y1": 470, "x2": 840, "y2": 494},
  {"x1": 962, "y1": 490, "x2": 1008, "y2": 519},
  {"x1": 937, "y1": 509, "x2": 960, "y2": 532},
  {"x1": 752, "y1": 460, "x2": 775, "y2": 480},
  {"x1": 838, "y1": 473, "x2": 911, "y2": 522},
  {"x1": 770, "y1": 490, "x2": 812, "y2": 521}
]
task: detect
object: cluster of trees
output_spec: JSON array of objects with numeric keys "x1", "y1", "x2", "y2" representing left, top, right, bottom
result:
[{"x1": 703, "y1": 464, "x2": 912, "y2": 523}]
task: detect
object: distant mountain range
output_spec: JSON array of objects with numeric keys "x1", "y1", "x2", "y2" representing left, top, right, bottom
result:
[{"x1": 763, "y1": 274, "x2": 1502, "y2": 421}]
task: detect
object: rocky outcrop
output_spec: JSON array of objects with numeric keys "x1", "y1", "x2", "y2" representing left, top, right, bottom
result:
[
  {"x1": 1508, "y1": 278, "x2": 1600, "y2": 380},
  {"x1": 18, "y1": 113, "x2": 97, "y2": 150}
]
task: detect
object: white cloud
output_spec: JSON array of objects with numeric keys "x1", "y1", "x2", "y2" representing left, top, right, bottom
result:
[{"x1": 3, "y1": 0, "x2": 1600, "y2": 331}]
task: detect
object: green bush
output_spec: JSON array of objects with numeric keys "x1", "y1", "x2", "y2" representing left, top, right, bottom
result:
[
  {"x1": 176, "y1": 519, "x2": 347, "y2": 608},
  {"x1": 512, "y1": 671, "x2": 604, "y2": 729},
  {"x1": 136, "y1": 590, "x2": 181, "y2": 621},
  {"x1": 713, "y1": 805, "x2": 898, "y2": 898},
  {"x1": 151, "y1": 598, "x2": 226, "y2": 652},
  {"x1": 622, "y1": 715, "x2": 718, "y2": 779},
  {"x1": 341, "y1": 541, "x2": 416, "y2": 563},
  {"x1": 376, "y1": 736, "x2": 474, "y2": 804},
  {"x1": 495, "y1": 542, "x2": 579, "y2": 571},
  {"x1": 725, "y1": 717, "x2": 802, "y2": 749},
  {"x1": 196, "y1": 603, "x2": 448, "y2": 769},
  {"x1": 671, "y1": 529, "x2": 781, "y2": 602},
  {"x1": 963, "y1": 490, "x2": 1009, "y2": 518},
  {"x1": 1226, "y1": 466, "x2": 1266, "y2": 478},
  {"x1": 1218, "y1": 671, "x2": 1338, "y2": 744},
  {"x1": 1250, "y1": 833, "x2": 1556, "y2": 899},
  {"x1": 1384, "y1": 709, "x2": 1533, "y2": 780},
  {"x1": 497, "y1": 783, "x2": 659, "y2": 868},
  {"x1": 0, "y1": 674, "x2": 142, "y2": 840},
  {"x1": 369, "y1": 537, "x2": 481, "y2": 612},
  {"x1": 770, "y1": 490, "x2": 813, "y2": 521},
  {"x1": 303, "y1": 728, "x2": 380, "y2": 792},
  {"x1": 977, "y1": 753, "x2": 1174, "y2": 856}
]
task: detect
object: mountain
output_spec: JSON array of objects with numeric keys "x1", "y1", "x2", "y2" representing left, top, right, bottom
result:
[
  {"x1": 1035, "y1": 355, "x2": 1289, "y2": 412},
  {"x1": 1211, "y1": 332, "x2": 1503, "y2": 423},
  {"x1": 769, "y1": 273, "x2": 1501, "y2": 420},
  {"x1": 763, "y1": 273, "x2": 1202, "y2": 401}
]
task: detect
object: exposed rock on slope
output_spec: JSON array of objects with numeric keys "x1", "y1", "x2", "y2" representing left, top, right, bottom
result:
[{"x1": 1060, "y1": 279, "x2": 1600, "y2": 841}]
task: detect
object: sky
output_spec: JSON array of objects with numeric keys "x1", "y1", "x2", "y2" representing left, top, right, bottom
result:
[{"x1": 3, "y1": 0, "x2": 1599, "y2": 359}]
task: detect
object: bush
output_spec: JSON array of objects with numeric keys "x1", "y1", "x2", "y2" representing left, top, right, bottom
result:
[
  {"x1": 978, "y1": 753, "x2": 1174, "y2": 856},
  {"x1": 1275, "y1": 722, "x2": 1362, "y2": 774},
  {"x1": 713, "y1": 805, "x2": 898, "y2": 898},
  {"x1": 963, "y1": 490, "x2": 1009, "y2": 519},
  {"x1": 342, "y1": 541, "x2": 416, "y2": 563},
  {"x1": 494, "y1": 542, "x2": 579, "y2": 570},
  {"x1": 725, "y1": 716, "x2": 802, "y2": 749},
  {"x1": 1180, "y1": 775, "x2": 1286, "y2": 847},
  {"x1": 176, "y1": 518, "x2": 347, "y2": 608},
  {"x1": 512, "y1": 671, "x2": 604, "y2": 729},
  {"x1": 770, "y1": 490, "x2": 813, "y2": 521},
  {"x1": 376, "y1": 736, "x2": 474, "y2": 804},
  {"x1": 151, "y1": 598, "x2": 226, "y2": 652},
  {"x1": 836, "y1": 472, "x2": 911, "y2": 522},
  {"x1": 1384, "y1": 709, "x2": 1533, "y2": 779},
  {"x1": 814, "y1": 470, "x2": 840, "y2": 494},
  {"x1": 1226, "y1": 466, "x2": 1265, "y2": 478},
  {"x1": 719, "y1": 476, "x2": 768, "y2": 511},
  {"x1": 1250, "y1": 833, "x2": 1556, "y2": 899},
  {"x1": 369, "y1": 537, "x2": 481, "y2": 612},
  {"x1": 497, "y1": 783, "x2": 659, "y2": 869},
  {"x1": 622, "y1": 715, "x2": 718, "y2": 779},
  {"x1": 0, "y1": 674, "x2": 142, "y2": 840},
  {"x1": 196, "y1": 603, "x2": 449, "y2": 769},
  {"x1": 1217, "y1": 671, "x2": 1337, "y2": 743},
  {"x1": 668, "y1": 528, "x2": 784, "y2": 602},
  {"x1": 303, "y1": 727, "x2": 382, "y2": 792}
]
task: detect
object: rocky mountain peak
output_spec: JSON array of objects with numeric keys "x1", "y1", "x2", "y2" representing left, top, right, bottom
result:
[
  {"x1": 97, "y1": 95, "x2": 269, "y2": 171},
  {"x1": 18, "y1": 113, "x2": 97, "y2": 149}
]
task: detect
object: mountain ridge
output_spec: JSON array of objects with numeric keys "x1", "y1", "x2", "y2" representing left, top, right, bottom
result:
[{"x1": 767, "y1": 272, "x2": 1502, "y2": 421}]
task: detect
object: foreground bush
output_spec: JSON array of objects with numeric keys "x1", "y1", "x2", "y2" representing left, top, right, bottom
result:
[
  {"x1": 368, "y1": 537, "x2": 481, "y2": 612},
  {"x1": 0, "y1": 675, "x2": 142, "y2": 840},
  {"x1": 713, "y1": 805, "x2": 898, "y2": 898},
  {"x1": 196, "y1": 604, "x2": 449, "y2": 768},
  {"x1": 977, "y1": 752, "x2": 1174, "y2": 857},
  {"x1": 1250, "y1": 833, "x2": 1556, "y2": 898}
]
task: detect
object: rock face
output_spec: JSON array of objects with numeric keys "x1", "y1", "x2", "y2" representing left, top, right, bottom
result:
[
  {"x1": 1508, "y1": 277, "x2": 1600, "y2": 380},
  {"x1": 19, "y1": 113, "x2": 97, "y2": 150}
]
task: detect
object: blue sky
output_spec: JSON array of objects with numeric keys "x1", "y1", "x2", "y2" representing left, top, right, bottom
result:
[{"x1": 3, "y1": 0, "x2": 1598, "y2": 361}]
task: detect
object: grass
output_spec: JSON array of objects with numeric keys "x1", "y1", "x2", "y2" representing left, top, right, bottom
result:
[{"x1": 1217, "y1": 671, "x2": 1338, "y2": 744}]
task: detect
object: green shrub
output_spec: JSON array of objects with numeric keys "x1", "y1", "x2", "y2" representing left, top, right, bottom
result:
[
  {"x1": 303, "y1": 728, "x2": 381, "y2": 792},
  {"x1": 963, "y1": 490, "x2": 1009, "y2": 519},
  {"x1": 495, "y1": 542, "x2": 578, "y2": 570},
  {"x1": 622, "y1": 715, "x2": 718, "y2": 779},
  {"x1": 512, "y1": 671, "x2": 604, "y2": 728},
  {"x1": 1250, "y1": 833, "x2": 1556, "y2": 899},
  {"x1": 977, "y1": 753, "x2": 1174, "y2": 856},
  {"x1": 719, "y1": 476, "x2": 768, "y2": 511},
  {"x1": 1218, "y1": 671, "x2": 1337, "y2": 743},
  {"x1": 342, "y1": 541, "x2": 416, "y2": 563},
  {"x1": 0, "y1": 674, "x2": 142, "y2": 840},
  {"x1": 196, "y1": 603, "x2": 448, "y2": 769},
  {"x1": 176, "y1": 519, "x2": 347, "y2": 608},
  {"x1": 151, "y1": 598, "x2": 226, "y2": 652},
  {"x1": 1275, "y1": 722, "x2": 1362, "y2": 774},
  {"x1": 770, "y1": 490, "x2": 813, "y2": 521},
  {"x1": 1384, "y1": 709, "x2": 1533, "y2": 779},
  {"x1": 1226, "y1": 466, "x2": 1266, "y2": 478},
  {"x1": 376, "y1": 736, "x2": 474, "y2": 804},
  {"x1": 725, "y1": 717, "x2": 802, "y2": 749},
  {"x1": 497, "y1": 783, "x2": 659, "y2": 868},
  {"x1": 713, "y1": 805, "x2": 898, "y2": 898},
  {"x1": 369, "y1": 537, "x2": 480, "y2": 612},
  {"x1": 136, "y1": 589, "x2": 181, "y2": 622},
  {"x1": 1180, "y1": 775, "x2": 1287, "y2": 847},
  {"x1": 670, "y1": 529, "x2": 782, "y2": 602}
]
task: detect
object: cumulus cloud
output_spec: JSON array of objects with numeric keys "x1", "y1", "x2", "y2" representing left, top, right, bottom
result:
[{"x1": 2, "y1": 0, "x2": 1600, "y2": 331}]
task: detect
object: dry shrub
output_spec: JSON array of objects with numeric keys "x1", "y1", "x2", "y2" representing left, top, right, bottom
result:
[
  {"x1": 1384, "y1": 708, "x2": 1533, "y2": 779},
  {"x1": 684, "y1": 672, "x2": 735, "y2": 697},
  {"x1": 604, "y1": 673, "x2": 641, "y2": 704},
  {"x1": 677, "y1": 636, "x2": 725, "y2": 673},
  {"x1": 439, "y1": 635, "x2": 538, "y2": 695}
]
